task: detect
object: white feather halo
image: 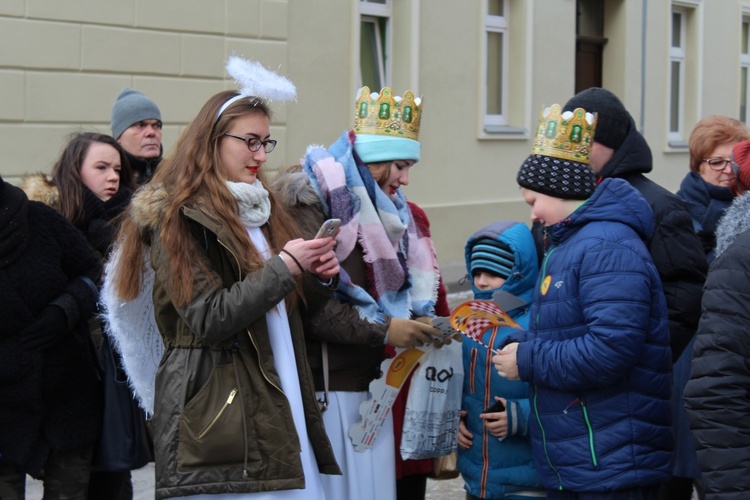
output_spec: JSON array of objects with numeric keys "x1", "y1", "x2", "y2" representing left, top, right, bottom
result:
[{"x1": 226, "y1": 56, "x2": 296, "y2": 102}]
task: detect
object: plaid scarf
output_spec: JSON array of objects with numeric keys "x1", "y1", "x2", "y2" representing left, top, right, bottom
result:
[{"x1": 303, "y1": 131, "x2": 439, "y2": 322}]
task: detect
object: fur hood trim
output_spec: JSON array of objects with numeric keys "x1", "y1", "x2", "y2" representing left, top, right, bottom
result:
[
  {"x1": 270, "y1": 166, "x2": 321, "y2": 209},
  {"x1": 715, "y1": 192, "x2": 750, "y2": 258},
  {"x1": 21, "y1": 173, "x2": 58, "y2": 208},
  {"x1": 129, "y1": 183, "x2": 171, "y2": 234}
]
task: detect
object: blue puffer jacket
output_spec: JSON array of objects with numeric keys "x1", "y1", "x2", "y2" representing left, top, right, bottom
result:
[
  {"x1": 457, "y1": 221, "x2": 542, "y2": 499},
  {"x1": 509, "y1": 178, "x2": 673, "y2": 493}
]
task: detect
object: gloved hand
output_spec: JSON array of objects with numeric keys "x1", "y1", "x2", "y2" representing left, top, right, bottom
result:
[
  {"x1": 414, "y1": 316, "x2": 452, "y2": 347},
  {"x1": 18, "y1": 305, "x2": 68, "y2": 351},
  {"x1": 386, "y1": 318, "x2": 440, "y2": 348}
]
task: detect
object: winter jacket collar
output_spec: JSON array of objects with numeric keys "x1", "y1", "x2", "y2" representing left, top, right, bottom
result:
[
  {"x1": 714, "y1": 192, "x2": 750, "y2": 258},
  {"x1": 547, "y1": 177, "x2": 655, "y2": 245},
  {"x1": 463, "y1": 221, "x2": 539, "y2": 308},
  {"x1": 677, "y1": 171, "x2": 733, "y2": 233},
  {"x1": 599, "y1": 115, "x2": 653, "y2": 179}
]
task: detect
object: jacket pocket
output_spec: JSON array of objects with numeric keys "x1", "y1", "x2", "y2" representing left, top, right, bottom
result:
[{"x1": 177, "y1": 363, "x2": 246, "y2": 469}]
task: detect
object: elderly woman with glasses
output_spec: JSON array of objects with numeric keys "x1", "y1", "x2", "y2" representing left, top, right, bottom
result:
[{"x1": 677, "y1": 115, "x2": 750, "y2": 264}]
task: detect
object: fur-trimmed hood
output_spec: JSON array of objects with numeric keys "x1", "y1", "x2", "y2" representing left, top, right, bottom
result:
[
  {"x1": 715, "y1": 192, "x2": 750, "y2": 258},
  {"x1": 128, "y1": 183, "x2": 172, "y2": 237},
  {"x1": 270, "y1": 166, "x2": 327, "y2": 239},
  {"x1": 21, "y1": 173, "x2": 58, "y2": 208}
]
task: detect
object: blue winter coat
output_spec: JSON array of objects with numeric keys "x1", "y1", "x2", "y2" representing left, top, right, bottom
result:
[
  {"x1": 509, "y1": 178, "x2": 672, "y2": 493},
  {"x1": 457, "y1": 221, "x2": 542, "y2": 499}
]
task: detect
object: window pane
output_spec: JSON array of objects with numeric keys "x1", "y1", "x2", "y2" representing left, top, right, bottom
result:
[
  {"x1": 360, "y1": 21, "x2": 382, "y2": 90},
  {"x1": 670, "y1": 61, "x2": 681, "y2": 132},
  {"x1": 743, "y1": 20, "x2": 749, "y2": 55},
  {"x1": 488, "y1": 0, "x2": 504, "y2": 16},
  {"x1": 742, "y1": 67, "x2": 748, "y2": 123},
  {"x1": 672, "y1": 12, "x2": 681, "y2": 48},
  {"x1": 486, "y1": 31, "x2": 503, "y2": 115}
]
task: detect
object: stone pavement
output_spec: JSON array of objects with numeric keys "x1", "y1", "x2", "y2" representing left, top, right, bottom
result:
[{"x1": 27, "y1": 463, "x2": 467, "y2": 499}]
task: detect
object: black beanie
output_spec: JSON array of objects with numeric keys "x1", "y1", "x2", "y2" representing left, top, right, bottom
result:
[
  {"x1": 517, "y1": 155, "x2": 597, "y2": 200},
  {"x1": 563, "y1": 87, "x2": 630, "y2": 150}
]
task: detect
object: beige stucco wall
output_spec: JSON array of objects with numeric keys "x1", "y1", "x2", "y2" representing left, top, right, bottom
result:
[{"x1": 1, "y1": 0, "x2": 748, "y2": 289}]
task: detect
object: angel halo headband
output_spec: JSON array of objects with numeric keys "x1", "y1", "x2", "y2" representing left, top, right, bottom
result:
[{"x1": 215, "y1": 56, "x2": 297, "y2": 120}]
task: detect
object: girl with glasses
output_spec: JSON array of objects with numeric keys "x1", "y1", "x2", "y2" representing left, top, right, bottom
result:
[{"x1": 105, "y1": 85, "x2": 342, "y2": 499}]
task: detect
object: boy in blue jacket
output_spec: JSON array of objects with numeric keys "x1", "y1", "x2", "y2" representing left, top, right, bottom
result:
[
  {"x1": 456, "y1": 221, "x2": 544, "y2": 499},
  {"x1": 493, "y1": 104, "x2": 672, "y2": 499}
]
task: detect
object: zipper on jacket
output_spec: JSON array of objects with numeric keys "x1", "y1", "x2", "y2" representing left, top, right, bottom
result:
[
  {"x1": 197, "y1": 388, "x2": 237, "y2": 440},
  {"x1": 217, "y1": 238, "x2": 285, "y2": 396},
  {"x1": 536, "y1": 247, "x2": 557, "y2": 325},
  {"x1": 562, "y1": 398, "x2": 598, "y2": 467},
  {"x1": 218, "y1": 236, "x2": 286, "y2": 477},
  {"x1": 532, "y1": 386, "x2": 563, "y2": 489}
]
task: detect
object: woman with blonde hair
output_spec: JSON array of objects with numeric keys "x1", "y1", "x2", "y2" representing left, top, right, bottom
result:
[{"x1": 106, "y1": 62, "x2": 341, "y2": 499}]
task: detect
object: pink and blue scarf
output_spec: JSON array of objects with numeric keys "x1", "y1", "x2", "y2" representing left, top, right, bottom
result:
[{"x1": 303, "y1": 131, "x2": 439, "y2": 323}]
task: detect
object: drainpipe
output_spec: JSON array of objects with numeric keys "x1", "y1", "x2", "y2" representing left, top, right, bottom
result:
[{"x1": 640, "y1": 0, "x2": 647, "y2": 134}]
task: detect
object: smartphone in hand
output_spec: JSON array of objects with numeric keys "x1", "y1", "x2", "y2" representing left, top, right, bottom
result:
[
  {"x1": 483, "y1": 399, "x2": 505, "y2": 422},
  {"x1": 315, "y1": 218, "x2": 341, "y2": 239}
]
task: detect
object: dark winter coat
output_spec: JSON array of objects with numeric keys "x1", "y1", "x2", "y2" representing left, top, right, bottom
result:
[
  {"x1": 125, "y1": 148, "x2": 162, "y2": 186},
  {"x1": 676, "y1": 170, "x2": 733, "y2": 263},
  {"x1": 508, "y1": 178, "x2": 673, "y2": 493},
  {"x1": 130, "y1": 184, "x2": 339, "y2": 499},
  {"x1": 0, "y1": 178, "x2": 102, "y2": 476},
  {"x1": 596, "y1": 116, "x2": 707, "y2": 360},
  {"x1": 684, "y1": 192, "x2": 750, "y2": 500},
  {"x1": 457, "y1": 221, "x2": 542, "y2": 499}
]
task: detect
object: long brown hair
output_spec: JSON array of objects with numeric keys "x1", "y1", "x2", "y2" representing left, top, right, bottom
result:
[
  {"x1": 51, "y1": 132, "x2": 133, "y2": 225},
  {"x1": 112, "y1": 90, "x2": 303, "y2": 308}
]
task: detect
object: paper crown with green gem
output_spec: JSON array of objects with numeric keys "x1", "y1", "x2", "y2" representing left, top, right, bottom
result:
[
  {"x1": 353, "y1": 86, "x2": 422, "y2": 142},
  {"x1": 531, "y1": 104, "x2": 597, "y2": 164}
]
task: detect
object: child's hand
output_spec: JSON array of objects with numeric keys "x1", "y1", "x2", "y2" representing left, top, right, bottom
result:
[
  {"x1": 480, "y1": 397, "x2": 508, "y2": 438},
  {"x1": 457, "y1": 411, "x2": 473, "y2": 450},
  {"x1": 492, "y1": 343, "x2": 520, "y2": 380}
]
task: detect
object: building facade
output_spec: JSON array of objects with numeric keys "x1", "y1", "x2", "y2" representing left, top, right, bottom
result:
[{"x1": 1, "y1": 0, "x2": 748, "y2": 284}]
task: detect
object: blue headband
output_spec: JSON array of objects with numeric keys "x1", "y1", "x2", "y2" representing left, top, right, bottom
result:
[{"x1": 353, "y1": 134, "x2": 421, "y2": 163}]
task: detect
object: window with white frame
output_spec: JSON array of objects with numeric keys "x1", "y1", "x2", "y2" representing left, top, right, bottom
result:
[
  {"x1": 669, "y1": 7, "x2": 687, "y2": 143},
  {"x1": 483, "y1": 0, "x2": 510, "y2": 131},
  {"x1": 360, "y1": 0, "x2": 391, "y2": 90},
  {"x1": 741, "y1": 16, "x2": 750, "y2": 124}
]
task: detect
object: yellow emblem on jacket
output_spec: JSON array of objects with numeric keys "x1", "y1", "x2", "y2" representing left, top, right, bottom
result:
[{"x1": 541, "y1": 275, "x2": 552, "y2": 295}]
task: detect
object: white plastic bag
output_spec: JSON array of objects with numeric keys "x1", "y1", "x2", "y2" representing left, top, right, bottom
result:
[{"x1": 400, "y1": 341, "x2": 464, "y2": 460}]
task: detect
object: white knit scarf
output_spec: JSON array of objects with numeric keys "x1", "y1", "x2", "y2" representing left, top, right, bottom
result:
[{"x1": 226, "y1": 179, "x2": 271, "y2": 227}]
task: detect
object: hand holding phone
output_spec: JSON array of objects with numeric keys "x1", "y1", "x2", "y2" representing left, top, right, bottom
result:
[
  {"x1": 315, "y1": 218, "x2": 341, "y2": 239},
  {"x1": 483, "y1": 399, "x2": 505, "y2": 422}
]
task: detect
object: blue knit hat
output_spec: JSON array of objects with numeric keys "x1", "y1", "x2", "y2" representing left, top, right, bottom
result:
[
  {"x1": 110, "y1": 88, "x2": 161, "y2": 139},
  {"x1": 470, "y1": 238, "x2": 515, "y2": 279}
]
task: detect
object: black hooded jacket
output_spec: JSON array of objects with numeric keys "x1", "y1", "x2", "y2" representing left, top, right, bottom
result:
[{"x1": 596, "y1": 116, "x2": 707, "y2": 359}]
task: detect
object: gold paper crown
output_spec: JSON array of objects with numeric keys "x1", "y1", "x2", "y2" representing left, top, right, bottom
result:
[
  {"x1": 353, "y1": 86, "x2": 422, "y2": 141},
  {"x1": 531, "y1": 104, "x2": 597, "y2": 164}
]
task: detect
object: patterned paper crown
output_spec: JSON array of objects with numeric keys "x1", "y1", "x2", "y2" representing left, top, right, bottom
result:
[
  {"x1": 531, "y1": 104, "x2": 597, "y2": 164},
  {"x1": 353, "y1": 86, "x2": 422, "y2": 142}
]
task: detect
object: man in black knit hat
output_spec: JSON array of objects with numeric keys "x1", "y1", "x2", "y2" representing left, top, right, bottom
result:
[{"x1": 562, "y1": 87, "x2": 707, "y2": 500}]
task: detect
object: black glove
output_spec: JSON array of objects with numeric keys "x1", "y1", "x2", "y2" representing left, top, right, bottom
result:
[{"x1": 18, "y1": 305, "x2": 68, "y2": 351}]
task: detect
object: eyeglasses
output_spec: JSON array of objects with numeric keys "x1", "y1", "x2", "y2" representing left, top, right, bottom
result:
[
  {"x1": 224, "y1": 133, "x2": 277, "y2": 153},
  {"x1": 702, "y1": 157, "x2": 733, "y2": 171}
]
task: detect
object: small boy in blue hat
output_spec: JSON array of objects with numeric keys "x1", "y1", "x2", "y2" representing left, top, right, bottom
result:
[{"x1": 456, "y1": 221, "x2": 543, "y2": 500}]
